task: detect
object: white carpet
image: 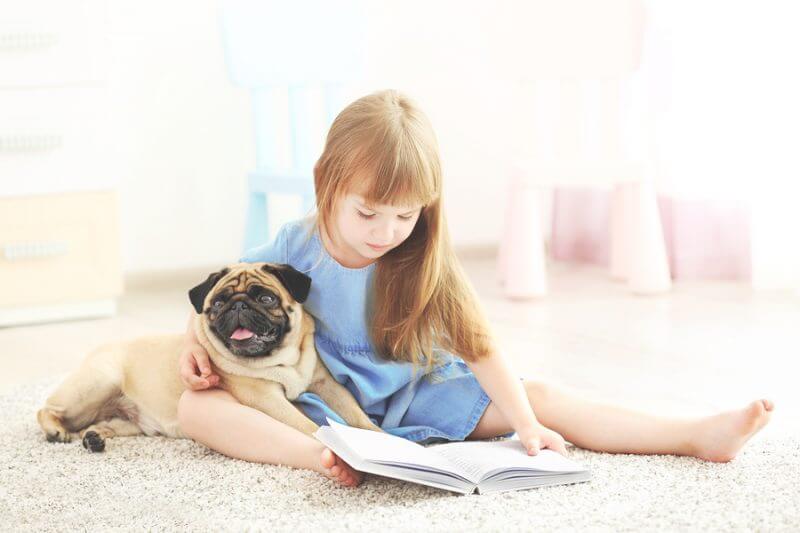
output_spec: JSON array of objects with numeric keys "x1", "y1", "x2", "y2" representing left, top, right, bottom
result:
[{"x1": 2, "y1": 375, "x2": 797, "y2": 532}]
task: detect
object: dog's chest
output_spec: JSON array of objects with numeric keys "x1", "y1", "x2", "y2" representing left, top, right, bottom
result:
[
  {"x1": 258, "y1": 366, "x2": 312, "y2": 400},
  {"x1": 212, "y1": 344, "x2": 318, "y2": 400}
]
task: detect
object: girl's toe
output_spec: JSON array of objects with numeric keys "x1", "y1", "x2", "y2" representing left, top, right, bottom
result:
[{"x1": 321, "y1": 448, "x2": 335, "y2": 469}]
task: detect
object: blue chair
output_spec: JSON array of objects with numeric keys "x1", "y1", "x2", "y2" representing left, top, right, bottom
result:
[{"x1": 217, "y1": 0, "x2": 367, "y2": 251}]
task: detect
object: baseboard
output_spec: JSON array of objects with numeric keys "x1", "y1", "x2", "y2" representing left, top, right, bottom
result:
[
  {"x1": 0, "y1": 299, "x2": 117, "y2": 328},
  {"x1": 455, "y1": 243, "x2": 498, "y2": 260},
  {"x1": 125, "y1": 266, "x2": 218, "y2": 291}
]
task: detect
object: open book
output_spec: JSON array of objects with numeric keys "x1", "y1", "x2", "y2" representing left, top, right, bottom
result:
[{"x1": 314, "y1": 418, "x2": 591, "y2": 495}]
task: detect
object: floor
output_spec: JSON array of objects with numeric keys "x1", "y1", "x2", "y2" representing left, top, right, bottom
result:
[{"x1": 2, "y1": 257, "x2": 797, "y2": 438}]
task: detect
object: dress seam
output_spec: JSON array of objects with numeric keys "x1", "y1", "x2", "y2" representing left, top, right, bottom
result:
[
  {"x1": 315, "y1": 333, "x2": 372, "y2": 354},
  {"x1": 308, "y1": 221, "x2": 377, "y2": 275},
  {"x1": 461, "y1": 388, "x2": 492, "y2": 441}
]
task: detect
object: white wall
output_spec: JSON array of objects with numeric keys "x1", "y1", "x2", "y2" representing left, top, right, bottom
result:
[
  {"x1": 649, "y1": 2, "x2": 800, "y2": 289},
  {"x1": 107, "y1": 3, "x2": 253, "y2": 273},
  {"x1": 10, "y1": 0, "x2": 795, "y2": 288},
  {"x1": 108, "y1": 0, "x2": 640, "y2": 274}
]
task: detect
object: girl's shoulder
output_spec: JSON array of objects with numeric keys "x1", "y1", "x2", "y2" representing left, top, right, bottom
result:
[{"x1": 283, "y1": 215, "x2": 319, "y2": 263}]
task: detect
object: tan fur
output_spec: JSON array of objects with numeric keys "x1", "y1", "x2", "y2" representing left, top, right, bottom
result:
[{"x1": 36, "y1": 262, "x2": 382, "y2": 452}]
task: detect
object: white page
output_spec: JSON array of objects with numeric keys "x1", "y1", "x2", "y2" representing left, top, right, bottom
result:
[
  {"x1": 429, "y1": 440, "x2": 587, "y2": 481},
  {"x1": 477, "y1": 470, "x2": 593, "y2": 495},
  {"x1": 314, "y1": 426, "x2": 474, "y2": 494},
  {"x1": 323, "y1": 418, "x2": 461, "y2": 475}
]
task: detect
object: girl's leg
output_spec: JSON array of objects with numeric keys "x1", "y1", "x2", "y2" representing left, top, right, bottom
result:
[
  {"x1": 468, "y1": 379, "x2": 774, "y2": 462},
  {"x1": 177, "y1": 388, "x2": 360, "y2": 486}
]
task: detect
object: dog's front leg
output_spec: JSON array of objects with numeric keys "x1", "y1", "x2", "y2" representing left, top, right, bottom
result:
[
  {"x1": 230, "y1": 380, "x2": 319, "y2": 437},
  {"x1": 308, "y1": 364, "x2": 383, "y2": 432}
]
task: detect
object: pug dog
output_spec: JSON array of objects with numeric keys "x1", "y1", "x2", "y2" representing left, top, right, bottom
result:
[{"x1": 37, "y1": 262, "x2": 382, "y2": 452}]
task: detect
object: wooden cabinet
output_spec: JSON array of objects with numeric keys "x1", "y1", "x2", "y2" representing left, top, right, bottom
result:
[
  {"x1": 0, "y1": 0, "x2": 119, "y2": 326},
  {"x1": 0, "y1": 192, "x2": 123, "y2": 325}
]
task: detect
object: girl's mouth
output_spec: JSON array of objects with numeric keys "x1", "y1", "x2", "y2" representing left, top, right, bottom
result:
[{"x1": 367, "y1": 242, "x2": 390, "y2": 251}]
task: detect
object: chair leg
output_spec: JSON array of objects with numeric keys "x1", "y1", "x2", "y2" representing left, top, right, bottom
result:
[
  {"x1": 503, "y1": 179, "x2": 548, "y2": 299},
  {"x1": 627, "y1": 181, "x2": 671, "y2": 294},
  {"x1": 243, "y1": 191, "x2": 269, "y2": 251},
  {"x1": 610, "y1": 182, "x2": 634, "y2": 281}
]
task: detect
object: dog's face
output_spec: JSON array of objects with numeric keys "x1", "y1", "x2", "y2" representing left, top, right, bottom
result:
[{"x1": 188, "y1": 263, "x2": 311, "y2": 358}]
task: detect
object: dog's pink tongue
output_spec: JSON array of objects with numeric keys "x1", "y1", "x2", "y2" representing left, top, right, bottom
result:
[{"x1": 230, "y1": 328, "x2": 254, "y2": 340}]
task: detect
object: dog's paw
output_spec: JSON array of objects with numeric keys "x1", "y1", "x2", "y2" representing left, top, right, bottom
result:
[
  {"x1": 82, "y1": 430, "x2": 106, "y2": 453},
  {"x1": 45, "y1": 429, "x2": 72, "y2": 443}
]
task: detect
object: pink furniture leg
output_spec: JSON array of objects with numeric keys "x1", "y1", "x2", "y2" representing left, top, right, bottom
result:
[
  {"x1": 627, "y1": 180, "x2": 672, "y2": 294},
  {"x1": 609, "y1": 182, "x2": 634, "y2": 280},
  {"x1": 496, "y1": 178, "x2": 514, "y2": 286},
  {"x1": 502, "y1": 177, "x2": 548, "y2": 299}
]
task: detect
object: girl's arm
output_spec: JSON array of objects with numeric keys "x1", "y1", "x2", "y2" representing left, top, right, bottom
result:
[{"x1": 465, "y1": 352, "x2": 567, "y2": 456}]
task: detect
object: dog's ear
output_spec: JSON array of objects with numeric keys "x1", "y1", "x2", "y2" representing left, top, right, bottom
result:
[
  {"x1": 262, "y1": 263, "x2": 312, "y2": 304},
  {"x1": 188, "y1": 268, "x2": 230, "y2": 314}
]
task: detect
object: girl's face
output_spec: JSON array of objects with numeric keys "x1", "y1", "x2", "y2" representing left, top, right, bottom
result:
[{"x1": 328, "y1": 184, "x2": 423, "y2": 267}]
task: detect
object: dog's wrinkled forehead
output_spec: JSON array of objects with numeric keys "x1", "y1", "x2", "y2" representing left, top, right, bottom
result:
[
  {"x1": 215, "y1": 265, "x2": 289, "y2": 300},
  {"x1": 188, "y1": 263, "x2": 312, "y2": 315}
]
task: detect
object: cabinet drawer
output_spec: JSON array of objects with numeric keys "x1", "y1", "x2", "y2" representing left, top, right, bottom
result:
[
  {"x1": 0, "y1": 191, "x2": 123, "y2": 307},
  {"x1": 0, "y1": 0, "x2": 107, "y2": 88},
  {"x1": 0, "y1": 86, "x2": 111, "y2": 196}
]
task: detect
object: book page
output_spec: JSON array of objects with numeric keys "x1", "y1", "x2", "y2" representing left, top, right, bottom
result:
[
  {"x1": 429, "y1": 440, "x2": 587, "y2": 481},
  {"x1": 324, "y1": 419, "x2": 461, "y2": 475},
  {"x1": 314, "y1": 426, "x2": 475, "y2": 494}
]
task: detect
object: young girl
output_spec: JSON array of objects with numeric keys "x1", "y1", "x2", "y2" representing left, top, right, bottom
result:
[{"x1": 177, "y1": 89, "x2": 774, "y2": 488}]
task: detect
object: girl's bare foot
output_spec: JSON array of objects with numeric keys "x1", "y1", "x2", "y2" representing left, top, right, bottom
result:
[
  {"x1": 691, "y1": 399, "x2": 775, "y2": 462},
  {"x1": 319, "y1": 447, "x2": 363, "y2": 487}
]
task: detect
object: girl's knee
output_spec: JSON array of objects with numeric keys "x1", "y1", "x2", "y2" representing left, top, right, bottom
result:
[
  {"x1": 523, "y1": 379, "x2": 551, "y2": 405},
  {"x1": 177, "y1": 389, "x2": 201, "y2": 435}
]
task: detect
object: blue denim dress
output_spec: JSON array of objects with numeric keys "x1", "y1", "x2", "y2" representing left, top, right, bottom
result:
[{"x1": 240, "y1": 216, "x2": 513, "y2": 444}]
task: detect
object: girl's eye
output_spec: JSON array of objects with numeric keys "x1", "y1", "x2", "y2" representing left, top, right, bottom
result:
[
  {"x1": 357, "y1": 210, "x2": 375, "y2": 219},
  {"x1": 259, "y1": 294, "x2": 276, "y2": 305},
  {"x1": 399, "y1": 214, "x2": 414, "y2": 221}
]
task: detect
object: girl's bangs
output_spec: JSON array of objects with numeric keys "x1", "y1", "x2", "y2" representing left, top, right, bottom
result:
[{"x1": 349, "y1": 140, "x2": 439, "y2": 209}]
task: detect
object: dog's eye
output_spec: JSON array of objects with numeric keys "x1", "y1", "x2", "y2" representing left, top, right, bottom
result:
[
  {"x1": 212, "y1": 299, "x2": 224, "y2": 309},
  {"x1": 258, "y1": 294, "x2": 275, "y2": 305}
]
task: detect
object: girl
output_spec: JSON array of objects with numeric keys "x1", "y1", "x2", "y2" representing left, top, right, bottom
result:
[{"x1": 177, "y1": 89, "x2": 774, "y2": 488}]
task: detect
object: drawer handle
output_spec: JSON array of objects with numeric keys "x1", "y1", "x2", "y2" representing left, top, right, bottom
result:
[
  {"x1": 3, "y1": 241, "x2": 70, "y2": 261},
  {"x1": 0, "y1": 134, "x2": 63, "y2": 154},
  {"x1": 0, "y1": 31, "x2": 59, "y2": 52}
]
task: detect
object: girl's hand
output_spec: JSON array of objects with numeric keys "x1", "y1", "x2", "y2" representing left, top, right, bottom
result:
[
  {"x1": 178, "y1": 342, "x2": 220, "y2": 391},
  {"x1": 517, "y1": 421, "x2": 569, "y2": 457}
]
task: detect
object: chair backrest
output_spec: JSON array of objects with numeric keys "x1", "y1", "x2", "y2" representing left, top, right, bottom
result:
[
  {"x1": 508, "y1": 1, "x2": 654, "y2": 187},
  {"x1": 513, "y1": 77, "x2": 645, "y2": 187},
  {"x1": 249, "y1": 86, "x2": 349, "y2": 175},
  {"x1": 218, "y1": 0, "x2": 367, "y2": 88},
  {"x1": 218, "y1": 0, "x2": 367, "y2": 175}
]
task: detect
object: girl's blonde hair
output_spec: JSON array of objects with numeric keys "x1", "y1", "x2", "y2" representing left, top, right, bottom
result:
[{"x1": 310, "y1": 89, "x2": 496, "y2": 375}]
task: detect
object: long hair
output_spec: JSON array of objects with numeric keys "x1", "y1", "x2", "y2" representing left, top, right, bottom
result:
[{"x1": 311, "y1": 89, "x2": 497, "y2": 376}]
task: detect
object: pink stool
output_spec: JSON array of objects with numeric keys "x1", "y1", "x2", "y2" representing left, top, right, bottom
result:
[
  {"x1": 498, "y1": 176, "x2": 671, "y2": 298},
  {"x1": 625, "y1": 180, "x2": 671, "y2": 294},
  {"x1": 498, "y1": 174, "x2": 547, "y2": 298}
]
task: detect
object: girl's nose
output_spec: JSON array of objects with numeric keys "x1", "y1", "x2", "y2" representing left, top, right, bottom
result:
[{"x1": 373, "y1": 222, "x2": 394, "y2": 243}]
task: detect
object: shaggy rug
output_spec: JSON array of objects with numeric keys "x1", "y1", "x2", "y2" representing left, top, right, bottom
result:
[{"x1": 1, "y1": 375, "x2": 797, "y2": 532}]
